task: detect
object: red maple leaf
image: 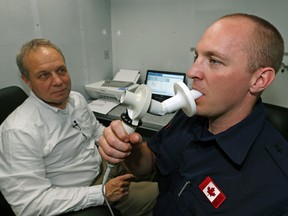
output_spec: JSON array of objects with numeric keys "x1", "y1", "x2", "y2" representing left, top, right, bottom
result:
[{"x1": 207, "y1": 186, "x2": 216, "y2": 197}]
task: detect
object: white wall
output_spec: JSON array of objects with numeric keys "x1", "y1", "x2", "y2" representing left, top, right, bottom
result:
[
  {"x1": 0, "y1": 0, "x2": 287, "y2": 106},
  {"x1": 111, "y1": 0, "x2": 288, "y2": 107},
  {"x1": 0, "y1": 0, "x2": 113, "y2": 98}
]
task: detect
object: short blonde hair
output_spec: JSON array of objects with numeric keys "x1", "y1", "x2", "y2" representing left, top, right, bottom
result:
[{"x1": 16, "y1": 38, "x2": 66, "y2": 78}]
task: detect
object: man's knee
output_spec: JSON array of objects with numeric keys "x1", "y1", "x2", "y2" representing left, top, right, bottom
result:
[{"x1": 114, "y1": 181, "x2": 159, "y2": 216}]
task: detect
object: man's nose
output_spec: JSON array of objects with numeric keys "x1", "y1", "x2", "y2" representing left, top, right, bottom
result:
[
  {"x1": 187, "y1": 64, "x2": 198, "y2": 79},
  {"x1": 51, "y1": 73, "x2": 63, "y2": 84},
  {"x1": 187, "y1": 58, "x2": 203, "y2": 79}
]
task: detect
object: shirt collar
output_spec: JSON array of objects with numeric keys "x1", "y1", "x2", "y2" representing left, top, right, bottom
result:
[
  {"x1": 217, "y1": 100, "x2": 267, "y2": 165},
  {"x1": 196, "y1": 99, "x2": 266, "y2": 166}
]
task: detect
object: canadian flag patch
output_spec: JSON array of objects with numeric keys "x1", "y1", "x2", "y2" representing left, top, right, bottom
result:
[{"x1": 199, "y1": 176, "x2": 226, "y2": 208}]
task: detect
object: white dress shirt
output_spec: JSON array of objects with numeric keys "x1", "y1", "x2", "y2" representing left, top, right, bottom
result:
[{"x1": 0, "y1": 91, "x2": 106, "y2": 216}]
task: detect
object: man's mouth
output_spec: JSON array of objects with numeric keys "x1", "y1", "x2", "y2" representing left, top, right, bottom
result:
[{"x1": 52, "y1": 88, "x2": 67, "y2": 95}]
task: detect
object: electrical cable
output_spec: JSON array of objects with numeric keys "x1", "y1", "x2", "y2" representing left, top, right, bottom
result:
[
  {"x1": 101, "y1": 163, "x2": 115, "y2": 216},
  {"x1": 100, "y1": 110, "x2": 142, "y2": 216}
]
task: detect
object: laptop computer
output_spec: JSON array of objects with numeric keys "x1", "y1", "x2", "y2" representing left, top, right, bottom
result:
[{"x1": 144, "y1": 70, "x2": 186, "y2": 102}]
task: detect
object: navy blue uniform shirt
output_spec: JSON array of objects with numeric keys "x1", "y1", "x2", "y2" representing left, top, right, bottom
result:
[{"x1": 148, "y1": 100, "x2": 288, "y2": 215}]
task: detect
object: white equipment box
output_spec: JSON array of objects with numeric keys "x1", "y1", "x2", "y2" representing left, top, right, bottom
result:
[{"x1": 85, "y1": 69, "x2": 140, "y2": 100}]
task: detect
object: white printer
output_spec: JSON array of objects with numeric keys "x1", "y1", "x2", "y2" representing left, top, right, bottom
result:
[{"x1": 85, "y1": 69, "x2": 140, "y2": 100}]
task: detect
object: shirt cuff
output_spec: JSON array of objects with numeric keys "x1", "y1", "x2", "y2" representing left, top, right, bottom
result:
[{"x1": 86, "y1": 185, "x2": 105, "y2": 206}]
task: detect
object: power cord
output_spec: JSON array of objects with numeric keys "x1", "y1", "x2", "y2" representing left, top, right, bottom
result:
[
  {"x1": 101, "y1": 163, "x2": 115, "y2": 216},
  {"x1": 101, "y1": 110, "x2": 142, "y2": 216}
]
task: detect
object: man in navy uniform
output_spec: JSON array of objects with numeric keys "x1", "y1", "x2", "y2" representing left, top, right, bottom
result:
[{"x1": 98, "y1": 13, "x2": 288, "y2": 215}]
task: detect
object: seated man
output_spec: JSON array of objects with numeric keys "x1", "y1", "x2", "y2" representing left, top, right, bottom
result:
[{"x1": 0, "y1": 38, "x2": 158, "y2": 216}]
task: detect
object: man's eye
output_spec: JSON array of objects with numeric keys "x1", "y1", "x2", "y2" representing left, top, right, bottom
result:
[
  {"x1": 58, "y1": 68, "x2": 67, "y2": 75},
  {"x1": 193, "y1": 55, "x2": 198, "y2": 62},
  {"x1": 39, "y1": 73, "x2": 49, "y2": 79},
  {"x1": 209, "y1": 58, "x2": 221, "y2": 65}
]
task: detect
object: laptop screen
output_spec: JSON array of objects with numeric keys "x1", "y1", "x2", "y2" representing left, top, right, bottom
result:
[{"x1": 145, "y1": 70, "x2": 186, "y2": 102}]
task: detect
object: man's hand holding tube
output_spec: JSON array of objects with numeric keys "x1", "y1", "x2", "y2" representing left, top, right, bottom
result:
[{"x1": 98, "y1": 120, "x2": 155, "y2": 176}]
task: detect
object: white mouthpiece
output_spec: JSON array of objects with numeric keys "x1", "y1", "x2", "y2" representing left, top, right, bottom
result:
[{"x1": 149, "y1": 82, "x2": 202, "y2": 117}]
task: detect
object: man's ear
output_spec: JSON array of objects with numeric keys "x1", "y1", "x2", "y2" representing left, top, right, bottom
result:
[
  {"x1": 21, "y1": 75, "x2": 32, "y2": 89},
  {"x1": 250, "y1": 67, "x2": 275, "y2": 94}
]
